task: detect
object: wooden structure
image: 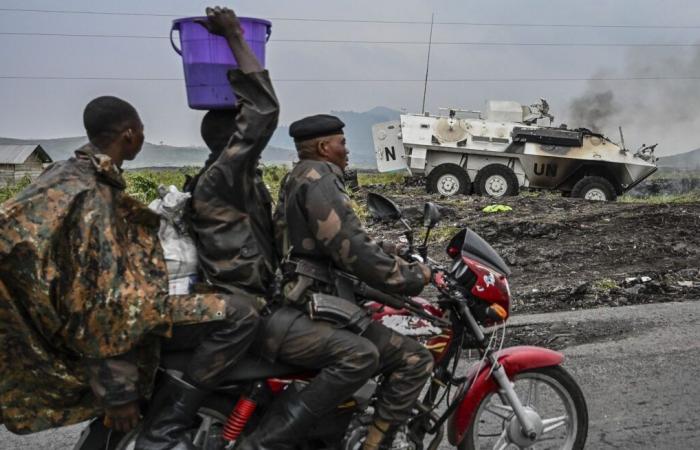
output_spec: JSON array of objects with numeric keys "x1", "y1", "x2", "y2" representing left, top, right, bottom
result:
[{"x1": 0, "y1": 145, "x2": 53, "y2": 185}]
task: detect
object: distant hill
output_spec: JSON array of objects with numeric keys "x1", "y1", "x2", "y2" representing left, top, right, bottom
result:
[
  {"x1": 1, "y1": 106, "x2": 399, "y2": 169},
  {"x1": 657, "y1": 148, "x2": 700, "y2": 170},
  {"x1": 0, "y1": 137, "x2": 295, "y2": 168},
  {"x1": 269, "y1": 106, "x2": 401, "y2": 167}
]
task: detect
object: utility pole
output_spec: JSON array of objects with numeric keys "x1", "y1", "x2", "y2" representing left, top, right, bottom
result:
[{"x1": 421, "y1": 13, "x2": 434, "y2": 114}]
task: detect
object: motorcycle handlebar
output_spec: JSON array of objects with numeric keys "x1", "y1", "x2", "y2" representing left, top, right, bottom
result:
[
  {"x1": 354, "y1": 283, "x2": 406, "y2": 309},
  {"x1": 355, "y1": 281, "x2": 451, "y2": 327},
  {"x1": 408, "y1": 253, "x2": 445, "y2": 272}
]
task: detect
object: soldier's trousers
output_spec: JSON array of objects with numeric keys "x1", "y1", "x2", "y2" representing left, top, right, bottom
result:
[
  {"x1": 163, "y1": 295, "x2": 261, "y2": 390},
  {"x1": 274, "y1": 317, "x2": 433, "y2": 423},
  {"x1": 362, "y1": 321, "x2": 434, "y2": 423}
]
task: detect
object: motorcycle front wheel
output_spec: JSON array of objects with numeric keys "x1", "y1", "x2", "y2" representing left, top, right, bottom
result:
[
  {"x1": 460, "y1": 365, "x2": 588, "y2": 450},
  {"x1": 114, "y1": 407, "x2": 228, "y2": 450}
]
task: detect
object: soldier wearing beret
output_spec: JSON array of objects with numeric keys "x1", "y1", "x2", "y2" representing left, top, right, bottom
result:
[{"x1": 274, "y1": 114, "x2": 435, "y2": 449}]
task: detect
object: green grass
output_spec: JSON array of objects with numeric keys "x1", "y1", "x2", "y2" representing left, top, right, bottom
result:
[
  {"x1": 421, "y1": 225, "x2": 461, "y2": 244},
  {"x1": 6, "y1": 168, "x2": 699, "y2": 209},
  {"x1": 619, "y1": 192, "x2": 700, "y2": 204},
  {"x1": 649, "y1": 168, "x2": 700, "y2": 180},
  {"x1": 358, "y1": 171, "x2": 405, "y2": 186},
  {"x1": 1, "y1": 166, "x2": 292, "y2": 206}
]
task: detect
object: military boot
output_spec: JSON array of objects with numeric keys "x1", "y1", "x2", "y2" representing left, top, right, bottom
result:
[
  {"x1": 135, "y1": 373, "x2": 206, "y2": 450},
  {"x1": 362, "y1": 419, "x2": 401, "y2": 450},
  {"x1": 236, "y1": 392, "x2": 318, "y2": 450}
]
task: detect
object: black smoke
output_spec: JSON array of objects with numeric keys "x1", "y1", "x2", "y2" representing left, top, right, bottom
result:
[
  {"x1": 568, "y1": 89, "x2": 620, "y2": 132},
  {"x1": 566, "y1": 47, "x2": 700, "y2": 154}
]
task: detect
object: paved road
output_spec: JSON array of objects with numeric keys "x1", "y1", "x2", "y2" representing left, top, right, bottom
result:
[
  {"x1": 3, "y1": 301, "x2": 699, "y2": 449},
  {"x1": 437, "y1": 301, "x2": 700, "y2": 449},
  {"x1": 551, "y1": 301, "x2": 700, "y2": 449}
]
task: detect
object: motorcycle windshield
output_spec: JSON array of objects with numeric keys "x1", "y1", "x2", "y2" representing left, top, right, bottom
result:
[{"x1": 450, "y1": 228, "x2": 511, "y2": 276}]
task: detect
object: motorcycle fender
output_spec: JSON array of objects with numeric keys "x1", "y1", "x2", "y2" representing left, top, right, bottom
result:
[{"x1": 446, "y1": 346, "x2": 563, "y2": 445}]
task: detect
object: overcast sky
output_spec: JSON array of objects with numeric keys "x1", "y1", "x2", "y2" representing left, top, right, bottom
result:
[{"x1": 1, "y1": 0, "x2": 700, "y2": 155}]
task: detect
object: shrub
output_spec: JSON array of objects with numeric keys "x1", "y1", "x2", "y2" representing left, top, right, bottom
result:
[{"x1": 0, "y1": 176, "x2": 32, "y2": 204}]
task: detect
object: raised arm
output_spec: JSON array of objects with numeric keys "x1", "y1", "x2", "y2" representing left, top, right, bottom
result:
[{"x1": 198, "y1": 7, "x2": 279, "y2": 181}]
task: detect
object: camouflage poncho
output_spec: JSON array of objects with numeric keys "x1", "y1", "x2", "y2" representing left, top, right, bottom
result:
[{"x1": 0, "y1": 146, "x2": 226, "y2": 433}]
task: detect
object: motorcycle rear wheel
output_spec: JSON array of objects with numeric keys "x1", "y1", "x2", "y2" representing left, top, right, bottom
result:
[
  {"x1": 113, "y1": 407, "x2": 227, "y2": 450},
  {"x1": 459, "y1": 366, "x2": 588, "y2": 450}
]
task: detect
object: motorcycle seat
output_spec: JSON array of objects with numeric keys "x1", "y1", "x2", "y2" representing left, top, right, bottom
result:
[{"x1": 160, "y1": 351, "x2": 305, "y2": 382}]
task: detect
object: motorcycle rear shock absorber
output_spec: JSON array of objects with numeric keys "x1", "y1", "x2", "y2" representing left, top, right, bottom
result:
[{"x1": 222, "y1": 381, "x2": 265, "y2": 442}]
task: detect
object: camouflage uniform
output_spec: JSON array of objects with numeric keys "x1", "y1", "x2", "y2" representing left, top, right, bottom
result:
[
  {"x1": 274, "y1": 159, "x2": 434, "y2": 423},
  {"x1": 185, "y1": 71, "x2": 381, "y2": 428},
  {"x1": 188, "y1": 70, "x2": 280, "y2": 296},
  {"x1": 0, "y1": 145, "x2": 237, "y2": 434},
  {"x1": 185, "y1": 68, "x2": 308, "y2": 366}
]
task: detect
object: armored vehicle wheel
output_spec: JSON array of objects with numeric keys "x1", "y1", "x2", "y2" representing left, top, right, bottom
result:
[
  {"x1": 475, "y1": 165, "x2": 519, "y2": 198},
  {"x1": 571, "y1": 176, "x2": 617, "y2": 201},
  {"x1": 428, "y1": 164, "x2": 470, "y2": 196}
]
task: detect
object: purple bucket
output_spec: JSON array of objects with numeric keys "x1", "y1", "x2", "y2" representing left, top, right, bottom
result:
[{"x1": 171, "y1": 16, "x2": 271, "y2": 110}]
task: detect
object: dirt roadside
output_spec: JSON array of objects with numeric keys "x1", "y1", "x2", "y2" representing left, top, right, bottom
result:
[{"x1": 358, "y1": 185, "x2": 700, "y2": 317}]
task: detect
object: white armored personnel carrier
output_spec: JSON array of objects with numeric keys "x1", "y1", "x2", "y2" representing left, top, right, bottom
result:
[{"x1": 372, "y1": 100, "x2": 657, "y2": 201}]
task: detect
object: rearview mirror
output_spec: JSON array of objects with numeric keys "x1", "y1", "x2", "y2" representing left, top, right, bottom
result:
[
  {"x1": 367, "y1": 192, "x2": 402, "y2": 221},
  {"x1": 423, "y1": 202, "x2": 442, "y2": 228}
]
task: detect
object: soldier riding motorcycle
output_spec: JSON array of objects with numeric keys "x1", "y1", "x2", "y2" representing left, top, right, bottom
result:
[{"x1": 78, "y1": 193, "x2": 588, "y2": 450}]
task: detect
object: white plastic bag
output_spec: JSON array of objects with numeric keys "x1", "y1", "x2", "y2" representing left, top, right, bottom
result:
[{"x1": 148, "y1": 185, "x2": 199, "y2": 295}]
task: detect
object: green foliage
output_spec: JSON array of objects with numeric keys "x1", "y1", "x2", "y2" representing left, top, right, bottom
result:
[
  {"x1": 122, "y1": 165, "x2": 290, "y2": 205},
  {"x1": 420, "y1": 225, "x2": 460, "y2": 244},
  {"x1": 482, "y1": 204, "x2": 512, "y2": 213},
  {"x1": 1, "y1": 165, "x2": 293, "y2": 207},
  {"x1": 594, "y1": 278, "x2": 618, "y2": 291},
  {"x1": 358, "y1": 171, "x2": 405, "y2": 186},
  {"x1": 123, "y1": 167, "x2": 199, "y2": 203},
  {"x1": 350, "y1": 198, "x2": 370, "y2": 224},
  {"x1": 121, "y1": 164, "x2": 369, "y2": 218},
  {"x1": 261, "y1": 164, "x2": 289, "y2": 201},
  {"x1": 124, "y1": 172, "x2": 160, "y2": 203},
  {"x1": 0, "y1": 176, "x2": 32, "y2": 204}
]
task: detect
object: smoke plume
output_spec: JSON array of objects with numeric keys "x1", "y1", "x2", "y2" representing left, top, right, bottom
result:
[
  {"x1": 566, "y1": 47, "x2": 700, "y2": 154},
  {"x1": 569, "y1": 89, "x2": 620, "y2": 133}
]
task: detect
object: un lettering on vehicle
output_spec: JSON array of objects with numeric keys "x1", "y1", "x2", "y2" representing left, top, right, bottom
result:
[
  {"x1": 533, "y1": 162, "x2": 558, "y2": 177},
  {"x1": 373, "y1": 121, "x2": 407, "y2": 173}
]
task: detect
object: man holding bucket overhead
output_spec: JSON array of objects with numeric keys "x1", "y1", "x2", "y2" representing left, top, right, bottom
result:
[
  {"x1": 184, "y1": 7, "x2": 388, "y2": 450},
  {"x1": 133, "y1": 7, "x2": 278, "y2": 450}
]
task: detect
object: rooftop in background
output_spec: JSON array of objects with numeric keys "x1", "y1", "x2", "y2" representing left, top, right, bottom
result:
[{"x1": 0, "y1": 144, "x2": 52, "y2": 164}]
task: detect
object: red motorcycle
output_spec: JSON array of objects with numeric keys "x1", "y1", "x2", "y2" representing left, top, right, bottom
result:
[{"x1": 82, "y1": 193, "x2": 587, "y2": 450}]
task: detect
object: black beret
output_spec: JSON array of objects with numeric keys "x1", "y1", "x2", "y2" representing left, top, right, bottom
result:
[{"x1": 289, "y1": 114, "x2": 345, "y2": 142}]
